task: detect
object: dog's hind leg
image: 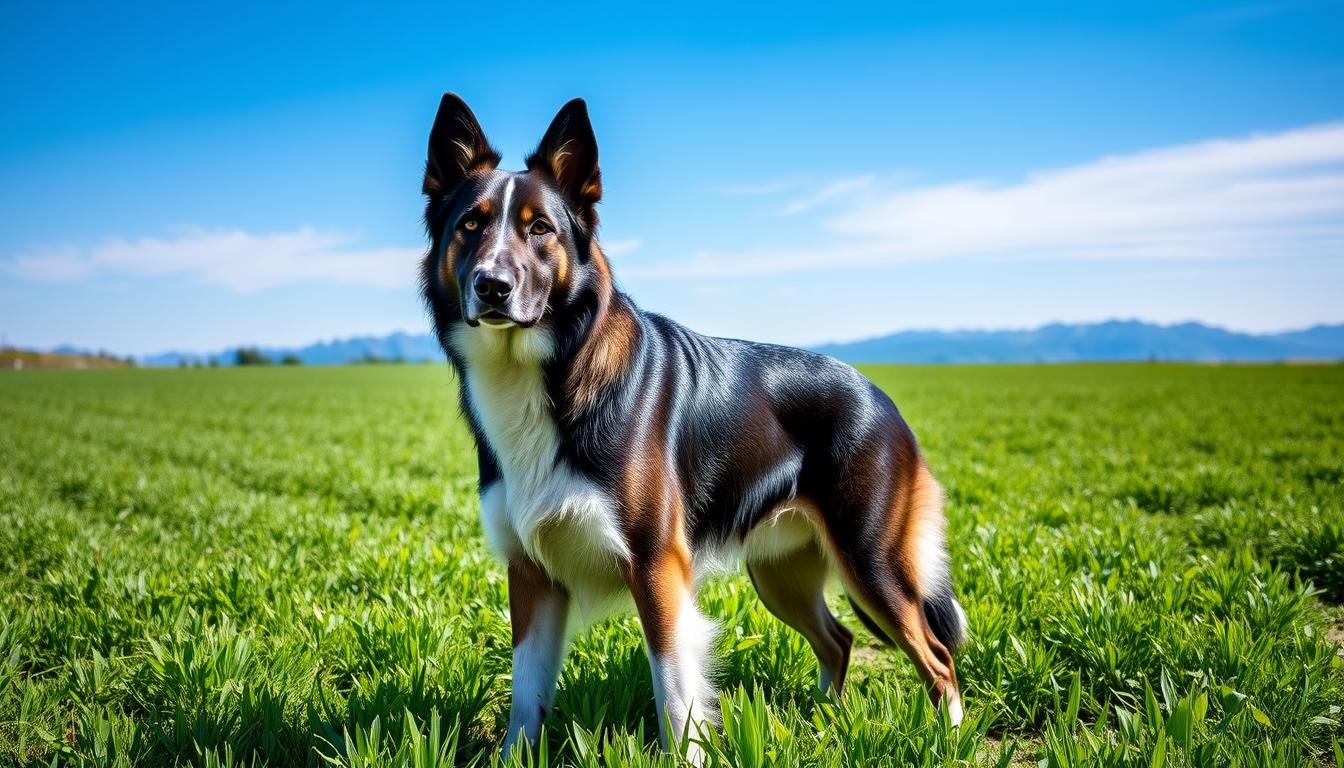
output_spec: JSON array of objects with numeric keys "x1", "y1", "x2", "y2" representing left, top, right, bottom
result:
[
  {"x1": 747, "y1": 537, "x2": 853, "y2": 695},
  {"x1": 841, "y1": 465, "x2": 966, "y2": 723},
  {"x1": 849, "y1": 582, "x2": 963, "y2": 724}
]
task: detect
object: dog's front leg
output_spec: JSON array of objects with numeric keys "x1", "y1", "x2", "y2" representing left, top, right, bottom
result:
[
  {"x1": 626, "y1": 548, "x2": 717, "y2": 764},
  {"x1": 501, "y1": 557, "x2": 570, "y2": 761}
]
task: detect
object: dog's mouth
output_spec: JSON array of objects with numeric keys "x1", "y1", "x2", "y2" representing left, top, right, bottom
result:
[
  {"x1": 475, "y1": 310, "x2": 516, "y2": 329},
  {"x1": 463, "y1": 294, "x2": 542, "y2": 329},
  {"x1": 466, "y1": 308, "x2": 542, "y2": 330}
]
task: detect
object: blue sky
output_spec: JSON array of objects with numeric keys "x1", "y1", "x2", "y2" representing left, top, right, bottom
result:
[{"x1": 3, "y1": 1, "x2": 1343, "y2": 355}]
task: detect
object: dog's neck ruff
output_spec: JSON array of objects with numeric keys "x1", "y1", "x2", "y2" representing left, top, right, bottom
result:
[
  {"x1": 450, "y1": 322, "x2": 559, "y2": 494},
  {"x1": 451, "y1": 322, "x2": 630, "y2": 608}
]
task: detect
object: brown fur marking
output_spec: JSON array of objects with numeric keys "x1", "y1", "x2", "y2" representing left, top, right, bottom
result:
[
  {"x1": 553, "y1": 237, "x2": 569, "y2": 290},
  {"x1": 440, "y1": 239, "x2": 461, "y2": 297},
  {"x1": 615, "y1": 367, "x2": 693, "y2": 657},
  {"x1": 892, "y1": 597, "x2": 959, "y2": 704},
  {"x1": 508, "y1": 558, "x2": 562, "y2": 647},
  {"x1": 564, "y1": 247, "x2": 635, "y2": 419},
  {"x1": 626, "y1": 541, "x2": 693, "y2": 656}
]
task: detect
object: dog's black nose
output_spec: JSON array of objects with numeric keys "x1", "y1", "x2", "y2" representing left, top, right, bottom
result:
[{"x1": 473, "y1": 272, "x2": 513, "y2": 304}]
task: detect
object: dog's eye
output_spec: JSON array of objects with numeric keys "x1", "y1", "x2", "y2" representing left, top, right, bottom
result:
[
  {"x1": 528, "y1": 219, "x2": 553, "y2": 236},
  {"x1": 460, "y1": 217, "x2": 479, "y2": 232}
]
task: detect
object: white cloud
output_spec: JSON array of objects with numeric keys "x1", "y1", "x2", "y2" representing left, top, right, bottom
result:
[
  {"x1": 628, "y1": 122, "x2": 1344, "y2": 278},
  {"x1": 7, "y1": 227, "x2": 648, "y2": 289},
  {"x1": 602, "y1": 238, "x2": 643, "y2": 257},
  {"x1": 6, "y1": 227, "x2": 423, "y2": 292},
  {"x1": 11, "y1": 246, "x2": 97, "y2": 282},
  {"x1": 781, "y1": 175, "x2": 875, "y2": 214},
  {"x1": 14, "y1": 123, "x2": 1344, "y2": 292}
]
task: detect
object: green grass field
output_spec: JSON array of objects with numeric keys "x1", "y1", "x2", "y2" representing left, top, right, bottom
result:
[{"x1": 2, "y1": 364, "x2": 1342, "y2": 767}]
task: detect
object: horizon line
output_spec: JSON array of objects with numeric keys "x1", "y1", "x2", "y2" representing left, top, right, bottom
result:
[{"x1": 7, "y1": 315, "x2": 1343, "y2": 361}]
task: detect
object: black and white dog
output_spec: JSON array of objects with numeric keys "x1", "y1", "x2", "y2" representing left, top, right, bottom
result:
[{"x1": 420, "y1": 94, "x2": 967, "y2": 761}]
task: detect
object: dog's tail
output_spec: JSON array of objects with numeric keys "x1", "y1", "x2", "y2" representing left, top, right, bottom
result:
[
  {"x1": 922, "y1": 584, "x2": 968, "y2": 652},
  {"x1": 906, "y1": 464, "x2": 968, "y2": 652}
]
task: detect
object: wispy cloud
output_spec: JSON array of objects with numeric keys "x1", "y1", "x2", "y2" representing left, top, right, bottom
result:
[
  {"x1": 627, "y1": 122, "x2": 1344, "y2": 278},
  {"x1": 781, "y1": 175, "x2": 875, "y2": 214},
  {"x1": 14, "y1": 124, "x2": 1344, "y2": 290},
  {"x1": 602, "y1": 238, "x2": 643, "y2": 257},
  {"x1": 6, "y1": 227, "x2": 423, "y2": 292},
  {"x1": 5, "y1": 226, "x2": 646, "y2": 290},
  {"x1": 830, "y1": 122, "x2": 1344, "y2": 259}
]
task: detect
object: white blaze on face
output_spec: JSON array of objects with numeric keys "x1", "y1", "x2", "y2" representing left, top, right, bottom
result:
[
  {"x1": 470, "y1": 176, "x2": 520, "y2": 327},
  {"x1": 491, "y1": 176, "x2": 517, "y2": 260}
]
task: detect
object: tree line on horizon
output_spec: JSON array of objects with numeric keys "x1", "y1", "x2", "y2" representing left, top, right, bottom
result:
[{"x1": 172, "y1": 348, "x2": 413, "y2": 367}]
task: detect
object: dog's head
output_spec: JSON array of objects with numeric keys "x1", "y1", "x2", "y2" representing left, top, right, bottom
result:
[{"x1": 422, "y1": 94, "x2": 604, "y2": 331}]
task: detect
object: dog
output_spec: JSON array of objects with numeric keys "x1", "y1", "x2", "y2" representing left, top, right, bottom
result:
[{"x1": 420, "y1": 94, "x2": 967, "y2": 761}]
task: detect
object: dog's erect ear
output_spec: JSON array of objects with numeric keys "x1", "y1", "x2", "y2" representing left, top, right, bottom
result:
[
  {"x1": 526, "y1": 98, "x2": 602, "y2": 226},
  {"x1": 424, "y1": 93, "x2": 500, "y2": 199}
]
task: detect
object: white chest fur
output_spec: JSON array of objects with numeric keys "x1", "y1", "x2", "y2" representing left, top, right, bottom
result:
[{"x1": 452, "y1": 325, "x2": 630, "y2": 606}]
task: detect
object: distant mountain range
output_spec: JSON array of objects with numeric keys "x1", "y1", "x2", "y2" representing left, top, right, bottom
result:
[
  {"x1": 811, "y1": 320, "x2": 1344, "y2": 363},
  {"x1": 47, "y1": 320, "x2": 1344, "y2": 367},
  {"x1": 137, "y1": 332, "x2": 444, "y2": 367}
]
